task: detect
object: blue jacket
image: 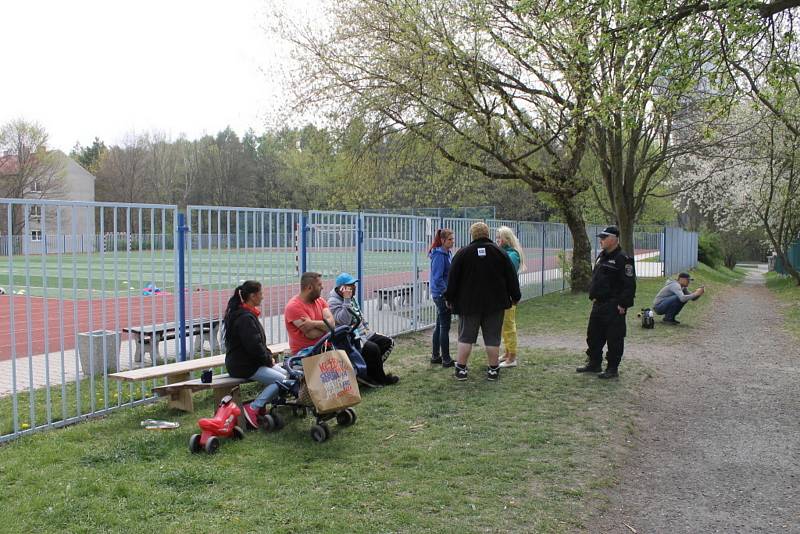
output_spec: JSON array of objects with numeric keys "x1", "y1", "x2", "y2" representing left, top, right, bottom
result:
[{"x1": 429, "y1": 246, "x2": 451, "y2": 297}]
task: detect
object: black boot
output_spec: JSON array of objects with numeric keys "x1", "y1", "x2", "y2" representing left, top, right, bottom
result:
[
  {"x1": 576, "y1": 364, "x2": 602, "y2": 373},
  {"x1": 598, "y1": 368, "x2": 619, "y2": 379}
]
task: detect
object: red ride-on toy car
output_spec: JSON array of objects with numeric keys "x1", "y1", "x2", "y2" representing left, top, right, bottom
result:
[{"x1": 189, "y1": 393, "x2": 245, "y2": 454}]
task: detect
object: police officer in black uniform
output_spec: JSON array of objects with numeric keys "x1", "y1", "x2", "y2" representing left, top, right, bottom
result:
[{"x1": 577, "y1": 226, "x2": 636, "y2": 379}]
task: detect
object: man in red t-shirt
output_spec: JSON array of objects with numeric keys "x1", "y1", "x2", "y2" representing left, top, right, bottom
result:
[{"x1": 284, "y1": 271, "x2": 335, "y2": 353}]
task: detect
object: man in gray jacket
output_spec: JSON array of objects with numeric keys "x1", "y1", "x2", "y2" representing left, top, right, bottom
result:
[{"x1": 652, "y1": 272, "x2": 704, "y2": 324}]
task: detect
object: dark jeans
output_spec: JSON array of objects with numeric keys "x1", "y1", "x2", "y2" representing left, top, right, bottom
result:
[
  {"x1": 359, "y1": 333, "x2": 395, "y2": 383},
  {"x1": 360, "y1": 339, "x2": 387, "y2": 383},
  {"x1": 654, "y1": 295, "x2": 686, "y2": 321},
  {"x1": 432, "y1": 295, "x2": 452, "y2": 361},
  {"x1": 586, "y1": 301, "x2": 627, "y2": 370}
]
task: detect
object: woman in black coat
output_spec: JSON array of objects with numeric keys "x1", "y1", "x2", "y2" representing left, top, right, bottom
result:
[{"x1": 224, "y1": 280, "x2": 285, "y2": 428}]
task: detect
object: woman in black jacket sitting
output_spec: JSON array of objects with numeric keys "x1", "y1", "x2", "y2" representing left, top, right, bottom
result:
[{"x1": 224, "y1": 280, "x2": 285, "y2": 428}]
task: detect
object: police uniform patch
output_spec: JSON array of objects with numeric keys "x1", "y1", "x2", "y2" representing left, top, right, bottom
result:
[{"x1": 625, "y1": 264, "x2": 634, "y2": 277}]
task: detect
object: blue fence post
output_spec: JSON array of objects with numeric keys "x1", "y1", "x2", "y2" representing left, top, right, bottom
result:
[
  {"x1": 541, "y1": 223, "x2": 546, "y2": 296},
  {"x1": 177, "y1": 212, "x2": 188, "y2": 362},
  {"x1": 356, "y1": 213, "x2": 364, "y2": 306},
  {"x1": 299, "y1": 212, "x2": 308, "y2": 274},
  {"x1": 662, "y1": 226, "x2": 668, "y2": 277}
]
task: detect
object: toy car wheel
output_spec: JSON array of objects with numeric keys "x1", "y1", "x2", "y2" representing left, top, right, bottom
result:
[
  {"x1": 189, "y1": 434, "x2": 202, "y2": 453},
  {"x1": 336, "y1": 408, "x2": 357, "y2": 427},
  {"x1": 310, "y1": 424, "x2": 328, "y2": 443},
  {"x1": 232, "y1": 426, "x2": 245, "y2": 440},
  {"x1": 205, "y1": 436, "x2": 220, "y2": 454}
]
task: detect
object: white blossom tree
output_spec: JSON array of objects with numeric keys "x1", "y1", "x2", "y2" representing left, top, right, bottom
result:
[{"x1": 674, "y1": 103, "x2": 800, "y2": 283}]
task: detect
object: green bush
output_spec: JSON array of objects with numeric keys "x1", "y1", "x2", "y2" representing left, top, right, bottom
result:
[{"x1": 698, "y1": 232, "x2": 724, "y2": 268}]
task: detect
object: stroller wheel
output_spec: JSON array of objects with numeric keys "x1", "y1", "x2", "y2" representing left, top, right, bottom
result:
[
  {"x1": 260, "y1": 414, "x2": 277, "y2": 432},
  {"x1": 205, "y1": 436, "x2": 220, "y2": 454},
  {"x1": 336, "y1": 408, "x2": 357, "y2": 427},
  {"x1": 310, "y1": 423, "x2": 329, "y2": 443},
  {"x1": 189, "y1": 434, "x2": 202, "y2": 454},
  {"x1": 232, "y1": 426, "x2": 245, "y2": 440},
  {"x1": 272, "y1": 413, "x2": 285, "y2": 430}
]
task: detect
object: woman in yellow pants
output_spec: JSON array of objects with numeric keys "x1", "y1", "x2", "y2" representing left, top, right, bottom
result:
[{"x1": 496, "y1": 226, "x2": 525, "y2": 367}]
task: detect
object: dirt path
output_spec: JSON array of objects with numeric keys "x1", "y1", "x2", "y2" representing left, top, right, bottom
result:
[{"x1": 585, "y1": 267, "x2": 800, "y2": 533}]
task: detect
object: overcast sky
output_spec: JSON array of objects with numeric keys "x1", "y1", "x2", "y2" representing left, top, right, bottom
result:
[{"x1": 0, "y1": 0, "x2": 314, "y2": 152}]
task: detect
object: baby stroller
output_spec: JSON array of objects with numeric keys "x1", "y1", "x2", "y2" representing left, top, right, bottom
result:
[{"x1": 260, "y1": 317, "x2": 365, "y2": 443}]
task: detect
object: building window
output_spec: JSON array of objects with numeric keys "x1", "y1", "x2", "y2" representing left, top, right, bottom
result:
[
  {"x1": 30, "y1": 230, "x2": 42, "y2": 242},
  {"x1": 30, "y1": 181, "x2": 41, "y2": 193},
  {"x1": 29, "y1": 205, "x2": 42, "y2": 219}
]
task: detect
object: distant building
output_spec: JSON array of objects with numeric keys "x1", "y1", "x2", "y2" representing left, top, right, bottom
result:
[{"x1": 0, "y1": 151, "x2": 96, "y2": 254}]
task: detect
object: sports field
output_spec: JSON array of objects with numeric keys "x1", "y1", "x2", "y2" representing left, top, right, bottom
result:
[{"x1": 0, "y1": 247, "x2": 565, "y2": 359}]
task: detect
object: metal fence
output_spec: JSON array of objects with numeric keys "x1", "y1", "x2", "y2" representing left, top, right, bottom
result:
[
  {"x1": 0, "y1": 196, "x2": 698, "y2": 442},
  {"x1": 773, "y1": 240, "x2": 800, "y2": 275}
]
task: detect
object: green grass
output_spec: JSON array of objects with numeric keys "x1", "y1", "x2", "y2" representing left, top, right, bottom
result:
[
  {"x1": 0, "y1": 247, "x2": 562, "y2": 299},
  {"x1": 765, "y1": 271, "x2": 800, "y2": 341},
  {"x1": 0, "y1": 311, "x2": 637, "y2": 533},
  {"x1": 515, "y1": 262, "x2": 745, "y2": 343}
]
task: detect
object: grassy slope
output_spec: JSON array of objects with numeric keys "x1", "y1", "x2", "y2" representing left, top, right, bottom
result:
[
  {"x1": 765, "y1": 271, "x2": 800, "y2": 341},
  {"x1": 0, "y1": 264, "x2": 743, "y2": 533}
]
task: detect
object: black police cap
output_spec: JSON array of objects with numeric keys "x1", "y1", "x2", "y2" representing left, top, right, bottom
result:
[{"x1": 597, "y1": 226, "x2": 620, "y2": 238}]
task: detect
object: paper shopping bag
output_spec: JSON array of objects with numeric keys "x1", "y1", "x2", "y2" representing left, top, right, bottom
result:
[{"x1": 301, "y1": 349, "x2": 361, "y2": 414}]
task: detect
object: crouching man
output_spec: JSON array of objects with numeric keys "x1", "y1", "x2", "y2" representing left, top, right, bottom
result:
[{"x1": 652, "y1": 272, "x2": 704, "y2": 325}]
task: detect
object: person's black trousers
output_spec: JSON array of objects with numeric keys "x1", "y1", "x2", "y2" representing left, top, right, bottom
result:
[{"x1": 586, "y1": 301, "x2": 627, "y2": 370}]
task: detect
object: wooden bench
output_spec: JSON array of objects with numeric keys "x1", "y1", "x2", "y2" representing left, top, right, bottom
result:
[
  {"x1": 122, "y1": 317, "x2": 222, "y2": 363},
  {"x1": 374, "y1": 280, "x2": 430, "y2": 310},
  {"x1": 109, "y1": 341, "x2": 290, "y2": 413}
]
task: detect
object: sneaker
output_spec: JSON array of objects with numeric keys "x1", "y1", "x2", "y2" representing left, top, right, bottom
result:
[
  {"x1": 357, "y1": 376, "x2": 383, "y2": 388},
  {"x1": 441, "y1": 358, "x2": 455, "y2": 368},
  {"x1": 487, "y1": 366, "x2": 500, "y2": 381},
  {"x1": 499, "y1": 359, "x2": 517, "y2": 368},
  {"x1": 576, "y1": 364, "x2": 602, "y2": 373},
  {"x1": 598, "y1": 369, "x2": 619, "y2": 379},
  {"x1": 430, "y1": 356, "x2": 443, "y2": 364},
  {"x1": 382, "y1": 374, "x2": 400, "y2": 385},
  {"x1": 454, "y1": 364, "x2": 468, "y2": 381},
  {"x1": 243, "y1": 403, "x2": 260, "y2": 429}
]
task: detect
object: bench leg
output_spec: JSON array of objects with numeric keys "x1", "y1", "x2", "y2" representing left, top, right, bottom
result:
[
  {"x1": 152, "y1": 338, "x2": 162, "y2": 364},
  {"x1": 133, "y1": 339, "x2": 144, "y2": 363},
  {"x1": 192, "y1": 333, "x2": 203, "y2": 354},
  {"x1": 209, "y1": 330, "x2": 222, "y2": 354},
  {"x1": 166, "y1": 372, "x2": 194, "y2": 412}
]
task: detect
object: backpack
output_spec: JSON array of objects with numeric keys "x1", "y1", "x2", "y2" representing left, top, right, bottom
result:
[{"x1": 640, "y1": 308, "x2": 655, "y2": 329}]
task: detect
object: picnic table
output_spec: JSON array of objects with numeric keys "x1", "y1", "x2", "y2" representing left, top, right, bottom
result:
[
  {"x1": 374, "y1": 280, "x2": 430, "y2": 310},
  {"x1": 122, "y1": 317, "x2": 222, "y2": 363}
]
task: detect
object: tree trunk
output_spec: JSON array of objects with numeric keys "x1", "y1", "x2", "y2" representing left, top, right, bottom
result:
[
  {"x1": 617, "y1": 212, "x2": 636, "y2": 257},
  {"x1": 553, "y1": 192, "x2": 592, "y2": 293}
]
